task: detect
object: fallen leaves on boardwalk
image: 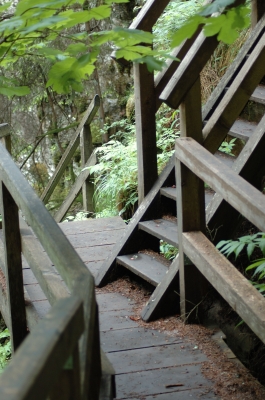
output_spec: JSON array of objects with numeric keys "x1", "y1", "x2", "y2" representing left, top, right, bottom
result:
[{"x1": 96, "y1": 276, "x2": 265, "y2": 400}]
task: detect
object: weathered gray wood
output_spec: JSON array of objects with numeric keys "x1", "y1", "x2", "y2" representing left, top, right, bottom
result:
[
  {"x1": 139, "y1": 219, "x2": 178, "y2": 247},
  {"x1": 229, "y1": 119, "x2": 257, "y2": 141},
  {"x1": 251, "y1": 0, "x2": 265, "y2": 27},
  {"x1": 206, "y1": 112, "x2": 265, "y2": 241},
  {"x1": 100, "y1": 326, "x2": 182, "y2": 353},
  {"x1": 130, "y1": 0, "x2": 170, "y2": 31},
  {"x1": 0, "y1": 123, "x2": 9, "y2": 137},
  {"x1": 115, "y1": 364, "x2": 215, "y2": 398},
  {"x1": 80, "y1": 124, "x2": 94, "y2": 213},
  {"x1": 99, "y1": 308, "x2": 138, "y2": 332},
  {"x1": 202, "y1": 14, "x2": 265, "y2": 121},
  {"x1": 1, "y1": 183, "x2": 28, "y2": 351},
  {"x1": 116, "y1": 253, "x2": 169, "y2": 286},
  {"x1": 20, "y1": 218, "x2": 69, "y2": 305},
  {"x1": 154, "y1": 29, "x2": 201, "y2": 110},
  {"x1": 250, "y1": 85, "x2": 265, "y2": 104},
  {"x1": 176, "y1": 137, "x2": 265, "y2": 233},
  {"x1": 182, "y1": 231, "x2": 265, "y2": 344},
  {"x1": 141, "y1": 255, "x2": 180, "y2": 321},
  {"x1": 176, "y1": 78, "x2": 207, "y2": 322},
  {"x1": 108, "y1": 342, "x2": 207, "y2": 374},
  {"x1": 0, "y1": 296, "x2": 84, "y2": 400},
  {"x1": 100, "y1": 350, "x2": 116, "y2": 400},
  {"x1": 59, "y1": 216, "x2": 125, "y2": 235},
  {"x1": 203, "y1": 31, "x2": 265, "y2": 153},
  {"x1": 160, "y1": 187, "x2": 215, "y2": 207},
  {"x1": 97, "y1": 292, "x2": 133, "y2": 313},
  {"x1": 95, "y1": 156, "x2": 175, "y2": 287},
  {"x1": 135, "y1": 62, "x2": 158, "y2": 204},
  {"x1": 160, "y1": 33, "x2": 218, "y2": 109},
  {"x1": 54, "y1": 151, "x2": 97, "y2": 222},
  {"x1": 41, "y1": 95, "x2": 100, "y2": 204}
]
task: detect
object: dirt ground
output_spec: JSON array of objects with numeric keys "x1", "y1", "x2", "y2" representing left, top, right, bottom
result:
[{"x1": 96, "y1": 276, "x2": 265, "y2": 400}]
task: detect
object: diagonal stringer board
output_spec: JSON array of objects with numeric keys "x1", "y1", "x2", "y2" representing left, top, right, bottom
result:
[{"x1": 96, "y1": 16, "x2": 265, "y2": 321}]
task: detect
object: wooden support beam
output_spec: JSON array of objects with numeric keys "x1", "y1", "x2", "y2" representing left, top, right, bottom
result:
[
  {"x1": 54, "y1": 151, "x2": 97, "y2": 222},
  {"x1": 183, "y1": 231, "x2": 265, "y2": 344},
  {"x1": 206, "y1": 113, "x2": 265, "y2": 242},
  {"x1": 130, "y1": 0, "x2": 171, "y2": 31},
  {"x1": 203, "y1": 31, "x2": 265, "y2": 153},
  {"x1": 41, "y1": 95, "x2": 100, "y2": 204},
  {"x1": 135, "y1": 63, "x2": 158, "y2": 204},
  {"x1": 80, "y1": 123, "x2": 94, "y2": 213},
  {"x1": 176, "y1": 137, "x2": 265, "y2": 233},
  {"x1": 176, "y1": 79, "x2": 207, "y2": 322},
  {"x1": 251, "y1": 0, "x2": 265, "y2": 27},
  {"x1": 1, "y1": 183, "x2": 28, "y2": 351},
  {"x1": 160, "y1": 33, "x2": 219, "y2": 109}
]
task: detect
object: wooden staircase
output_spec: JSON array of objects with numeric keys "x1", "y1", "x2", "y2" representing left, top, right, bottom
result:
[{"x1": 96, "y1": 2, "x2": 265, "y2": 322}]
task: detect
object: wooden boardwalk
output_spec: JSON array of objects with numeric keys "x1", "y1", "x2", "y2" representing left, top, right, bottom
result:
[{"x1": 15, "y1": 217, "x2": 218, "y2": 399}]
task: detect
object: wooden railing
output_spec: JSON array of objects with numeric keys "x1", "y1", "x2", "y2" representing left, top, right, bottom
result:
[
  {"x1": 133, "y1": 0, "x2": 263, "y2": 205},
  {"x1": 41, "y1": 95, "x2": 100, "y2": 222},
  {"x1": 0, "y1": 127, "x2": 113, "y2": 399},
  {"x1": 171, "y1": 0, "x2": 265, "y2": 340}
]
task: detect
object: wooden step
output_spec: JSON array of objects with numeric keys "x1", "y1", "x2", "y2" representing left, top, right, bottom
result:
[
  {"x1": 116, "y1": 253, "x2": 169, "y2": 286},
  {"x1": 138, "y1": 218, "x2": 178, "y2": 247},
  {"x1": 229, "y1": 119, "x2": 257, "y2": 141},
  {"x1": 160, "y1": 187, "x2": 215, "y2": 207},
  {"x1": 250, "y1": 85, "x2": 265, "y2": 104}
]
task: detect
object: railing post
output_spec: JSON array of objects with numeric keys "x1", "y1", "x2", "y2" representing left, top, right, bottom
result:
[
  {"x1": 135, "y1": 63, "x2": 158, "y2": 205},
  {"x1": 0, "y1": 124, "x2": 11, "y2": 154},
  {"x1": 1, "y1": 182, "x2": 28, "y2": 350},
  {"x1": 176, "y1": 78, "x2": 208, "y2": 322},
  {"x1": 80, "y1": 122, "x2": 94, "y2": 214},
  {"x1": 251, "y1": 0, "x2": 265, "y2": 27}
]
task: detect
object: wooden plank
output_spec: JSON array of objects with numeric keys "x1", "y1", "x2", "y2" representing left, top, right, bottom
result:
[
  {"x1": 108, "y1": 343, "x2": 207, "y2": 374},
  {"x1": 75, "y1": 245, "x2": 115, "y2": 263},
  {"x1": 176, "y1": 137, "x2": 265, "y2": 233},
  {"x1": 54, "y1": 151, "x2": 97, "y2": 222},
  {"x1": 141, "y1": 255, "x2": 180, "y2": 321},
  {"x1": 139, "y1": 219, "x2": 178, "y2": 247},
  {"x1": 117, "y1": 253, "x2": 169, "y2": 286},
  {"x1": 182, "y1": 231, "x2": 265, "y2": 344},
  {"x1": 160, "y1": 33, "x2": 218, "y2": 109},
  {"x1": 95, "y1": 156, "x2": 175, "y2": 287},
  {"x1": 161, "y1": 186, "x2": 215, "y2": 207},
  {"x1": 0, "y1": 123, "x2": 9, "y2": 137},
  {"x1": 1, "y1": 183, "x2": 28, "y2": 351},
  {"x1": 59, "y1": 216, "x2": 125, "y2": 235},
  {"x1": 80, "y1": 124, "x2": 94, "y2": 213},
  {"x1": 99, "y1": 309, "x2": 138, "y2": 332},
  {"x1": 31, "y1": 300, "x2": 51, "y2": 320},
  {"x1": 135, "y1": 62, "x2": 158, "y2": 204},
  {"x1": 155, "y1": 29, "x2": 201, "y2": 110},
  {"x1": 41, "y1": 95, "x2": 100, "y2": 204},
  {"x1": 250, "y1": 84, "x2": 265, "y2": 104},
  {"x1": 100, "y1": 326, "x2": 182, "y2": 353},
  {"x1": 97, "y1": 292, "x2": 134, "y2": 313},
  {"x1": 115, "y1": 364, "x2": 215, "y2": 398},
  {"x1": 203, "y1": 31, "x2": 265, "y2": 153},
  {"x1": 20, "y1": 219, "x2": 69, "y2": 306},
  {"x1": 0, "y1": 147, "x2": 94, "y2": 292},
  {"x1": 229, "y1": 119, "x2": 257, "y2": 141},
  {"x1": 0, "y1": 296, "x2": 84, "y2": 400},
  {"x1": 251, "y1": 0, "x2": 265, "y2": 27},
  {"x1": 202, "y1": 14, "x2": 265, "y2": 121},
  {"x1": 64, "y1": 228, "x2": 125, "y2": 249},
  {"x1": 206, "y1": 112, "x2": 265, "y2": 242},
  {"x1": 126, "y1": 391, "x2": 218, "y2": 400},
  {"x1": 130, "y1": 0, "x2": 170, "y2": 31}
]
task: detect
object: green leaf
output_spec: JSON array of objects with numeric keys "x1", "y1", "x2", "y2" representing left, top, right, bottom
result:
[
  {"x1": 247, "y1": 242, "x2": 256, "y2": 259},
  {"x1": 0, "y1": 2, "x2": 11, "y2": 13},
  {"x1": 66, "y1": 43, "x2": 87, "y2": 55},
  {"x1": 171, "y1": 15, "x2": 203, "y2": 48},
  {"x1": 203, "y1": 15, "x2": 226, "y2": 37},
  {"x1": 0, "y1": 86, "x2": 30, "y2": 97},
  {"x1": 21, "y1": 15, "x2": 66, "y2": 34}
]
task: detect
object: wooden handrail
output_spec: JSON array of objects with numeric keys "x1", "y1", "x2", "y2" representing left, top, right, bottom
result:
[
  {"x1": 0, "y1": 140, "x2": 104, "y2": 398},
  {"x1": 41, "y1": 95, "x2": 100, "y2": 207}
]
